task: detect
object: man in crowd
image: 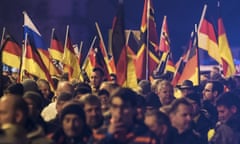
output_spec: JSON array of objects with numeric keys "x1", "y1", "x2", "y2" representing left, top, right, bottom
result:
[
  {"x1": 210, "y1": 92, "x2": 240, "y2": 144},
  {"x1": 90, "y1": 88, "x2": 159, "y2": 144},
  {"x1": 169, "y1": 98, "x2": 202, "y2": 144},
  {"x1": 90, "y1": 67, "x2": 105, "y2": 95}
]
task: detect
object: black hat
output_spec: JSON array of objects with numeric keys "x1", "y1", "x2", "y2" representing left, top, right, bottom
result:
[
  {"x1": 178, "y1": 80, "x2": 194, "y2": 89},
  {"x1": 60, "y1": 103, "x2": 85, "y2": 122}
]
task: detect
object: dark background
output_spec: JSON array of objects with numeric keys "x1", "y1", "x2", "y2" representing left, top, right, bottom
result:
[{"x1": 0, "y1": 0, "x2": 239, "y2": 64}]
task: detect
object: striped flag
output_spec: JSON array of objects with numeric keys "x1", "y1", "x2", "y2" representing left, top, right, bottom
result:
[
  {"x1": 198, "y1": 5, "x2": 221, "y2": 64},
  {"x1": 62, "y1": 25, "x2": 81, "y2": 80},
  {"x1": 178, "y1": 28, "x2": 199, "y2": 86},
  {"x1": 49, "y1": 28, "x2": 64, "y2": 62},
  {"x1": 217, "y1": 2, "x2": 236, "y2": 77},
  {"x1": 111, "y1": 0, "x2": 127, "y2": 85},
  {"x1": 23, "y1": 11, "x2": 60, "y2": 76},
  {"x1": 1, "y1": 33, "x2": 22, "y2": 69},
  {"x1": 136, "y1": 0, "x2": 159, "y2": 80},
  {"x1": 21, "y1": 33, "x2": 55, "y2": 89}
]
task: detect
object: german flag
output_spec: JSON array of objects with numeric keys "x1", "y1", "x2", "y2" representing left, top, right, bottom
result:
[
  {"x1": 111, "y1": 1, "x2": 127, "y2": 85},
  {"x1": 198, "y1": 5, "x2": 221, "y2": 64},
  {"x1": 62, "y1": 25, "x2": 81, "y2": 80},
  {"x1": 178, "y1": 29, "x2": 199, "y2": 86},
  {"x1": 217, "y1": 2, "x2": 235, "y2": 78},
  {"x1": 49, "y1": 28, "x2": 64, "y2": 62},
  {"x1": 2, "y1": 33, "x2": 22, "y2": 69}
]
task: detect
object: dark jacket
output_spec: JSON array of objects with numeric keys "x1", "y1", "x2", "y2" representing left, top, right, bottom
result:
[
  {"x1": 88, "y1": 123, "x2": 159, "y2": 144},
  {"x1": 210, "y1": 114, "x2": 240, "y2": 144}
]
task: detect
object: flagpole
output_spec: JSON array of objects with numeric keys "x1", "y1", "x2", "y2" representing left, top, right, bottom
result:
[
  {"x1": 195, "y1": 24, "x2": 200, "y2": 86},
  {"x1": 0, "y1": 27, "x2": 6, "y2": 81},
  {"x1": 198, "y1": 4, "x2": 207, "y2": 34},
  {"x1": 145, "y1": 0, "x2": 150, "y2": 80},
  {"x1": 1, "y1": 27, "x2": 6, "y2": 49},
  {"x1": 82, "y1": 36, "x2": 97, "y2": 70},
  {"x1": 64, "y1": 25, "x2": 69, "y2": 52},
  {"x1": 19, "y1": 32, "x2": 28, "y2": 82},
  {"x1": 50, "y1": 28, "x2": 55, "y2": 47},
  {"x1": 95, "y1": 22, "x2": 107, "y2": 55},
  {"x1": 78, "y1": 41, "x2": 83, "y2": 65}
]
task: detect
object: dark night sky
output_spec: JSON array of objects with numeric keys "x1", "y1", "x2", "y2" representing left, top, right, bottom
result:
[{"x1": 0, "y1": 0, "x2": 240, "y2": 62}]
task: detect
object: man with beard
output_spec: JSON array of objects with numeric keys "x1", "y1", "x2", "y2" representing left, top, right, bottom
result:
[{"x1": 79, "y1": 94, "x2": 104, "y2": 130}]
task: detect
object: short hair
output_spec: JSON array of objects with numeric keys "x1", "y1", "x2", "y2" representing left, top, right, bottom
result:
[
  {"x1": 79, "y1": 94, "x2": 101, "y2": 106},
  {"x1": 169, "y1": 98, "x2": 192, "y2": 114},
  {"x1": 110, "y1": 88, "x2": 137, "y2": 107},
  {"x1": 145, "y1": 110, "x2": 171, "y2": 126},
  {"x1": 98, "y1": 89, "x2": 110, "y2": 97},
  {"x1": 92, "y1": 67, "x2": 104, "y2": 77},
  {"x1": 207, "y1": 80, "x2": 224, "y2": 95},
  {"x1": 73, "y1": 83, "x2": 92, "y2": 97},
  {"x1": 216, "y1": 92, "x2": 240, "y2": 110},
  {"x1": 4, "y1": 94, "x2": 29, "y2": 121},
  {"x1": 37, "y1": 79, "x2": 50, "y2": 89},
  {"x1": 157, "y1": 80, "x2": 173, "y2": 92}
]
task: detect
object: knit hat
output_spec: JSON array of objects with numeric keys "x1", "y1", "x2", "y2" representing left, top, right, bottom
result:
[{"x1": 60, "y1": 103, "x2": 85, "y2": 123}]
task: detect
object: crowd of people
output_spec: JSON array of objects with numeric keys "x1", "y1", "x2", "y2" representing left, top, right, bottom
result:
[{"x1": 0, "y1": 66, "x2": 240, "y2": 144}]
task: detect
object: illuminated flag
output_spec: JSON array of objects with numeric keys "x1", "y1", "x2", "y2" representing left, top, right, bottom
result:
[
  {"x1": 49, "y1": 28, "x2": 64, "y2": 62},
  {"x1": 2, "y1": 33, "x2": 22, "y2": 69},
  {"x1": 158, "y1": 16, "x2": 175, "y2": 77},
  {"x1": 111, "y1": 0, "x2": 127, "y2": 85},
  {"x1": 136, "y1": 0, "x2": 159, "y2": 80},
  {"x1": 21, "y1": 34, "x2": 55, "y2": 89},
  {"x1": 217, "y1": 2, "x2": 236, "y2": 77},
  {"x1": 198, "y1": 5, "x2": 221, "y2": 64},
  {"x1": 178, "y1": 28, "x2": 199, "y2": 86},
  {"x1": 23, "y1": 11, "x2": 60, "y2": 76},
  {"x1": 62, "y1": 25, "x2": 81, "y2": 80}
]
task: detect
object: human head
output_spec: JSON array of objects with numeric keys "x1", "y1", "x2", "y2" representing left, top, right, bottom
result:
[
  {"x1": 54, "y1": 81, "x2": 74, "y2": 101},
  {"x1": 56, "y1": 92, "x2": 73, "y2": 114},
  {"x1": 186, "y1": 92, "x2": 201, "y2": 116},
  {"x1": 169, "y1": 98, "x2": 192, "y2": 134},
  {"x1": 137, "y1": 80, "x2": 151, "y2": 97},
  {"x1": 145, "y1": 110, "x2": 171, "y2": 138},
  {"x1": 23, "y1": 91, "x2": 44, "y2": 116},
  {"x1": 210, "y1": 66, "x2": 221, "y2": 80},
  {"x1": 0, "y1": 94, "x2": 28, "y2": 127},
  {"x1": 216, "y1": 92, "x2": 240, "y2": 123},
  {"x1": 178, "y1": 80, "x2": 194, "y2": 97},
  {"x1": 99, "y1": 81, "x2": 119, "y2": 95},
  {"x1": 37, "y1": 79, "x2": 51, "y2": 100},
  {"x1": 109, "y1": 88, "x2": 137, "y2": 128},
  {"x1": 4, "y1": 83, "x2": 24, "y2": 96},
  {"x1": 90, "y1": 67, "x2": 104, "y2": 91},
  {"x1": 21, "y1": 79, "x2": 39, "y2": 93},
  {"x1": 79, "y1": 94, "x2": 103, "y2": 129},
  {"x1": 109, "y1": 73, "x2": 117, "y2": 84},
  {"x1": 156, "y1": 80, "x2": 174, "y2": 106},
  {"x1": 202, "y1": 80, "x2": 224, "y2": 102},
  {"x1": 98, "y1": 89, "x2": 110, "y2": 113},
  {"x1": 73, "y1": 83, "x2": 92, "y2": 100},
  {"x1": 60, "y1": 103, "x2": 86, "y2": 138}
]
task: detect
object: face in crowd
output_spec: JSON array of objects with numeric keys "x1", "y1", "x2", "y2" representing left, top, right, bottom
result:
[
  {"x1": 156, "y1": 80, "x2": 174, "y2": 106},
  {"x1": 90, "y1": 68, "x2": 104, "y2": 90}
]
